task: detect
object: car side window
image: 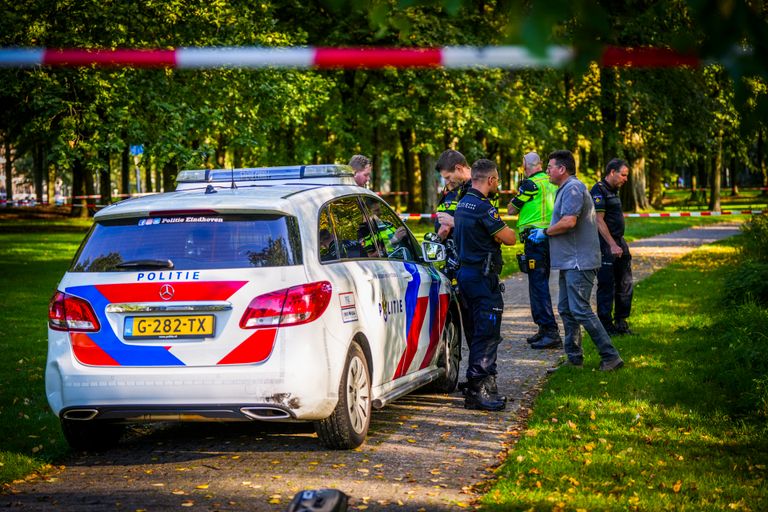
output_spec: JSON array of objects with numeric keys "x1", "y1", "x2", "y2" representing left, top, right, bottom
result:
[
  {"x1": 361, "y1": 197, "x2": 418, "y2": 261},
  {"x1": 318, "y1": 209, "x2": 339, "y2": 262},
  {"x1": 327, "y1": 197, "x2": 379, "y2": 260}
]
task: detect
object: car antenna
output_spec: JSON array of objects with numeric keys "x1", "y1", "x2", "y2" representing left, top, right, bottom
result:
[{"x1": 230, "y1": 168, "x2": 237, "y2": 189}]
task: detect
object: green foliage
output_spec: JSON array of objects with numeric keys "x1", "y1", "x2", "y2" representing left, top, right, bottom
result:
[
  {"x1": 1, "y1": 0, "x2": 767, "y2": 213},
  {"x1": 739, "y1": 213, "x2": 768, "y2": 262},
  {"x1": 721, "y1": 215, "x2": 768, "y2": 305}
]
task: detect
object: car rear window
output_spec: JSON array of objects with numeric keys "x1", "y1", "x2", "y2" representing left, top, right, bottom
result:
[{"x1": 71, "y1": 214, "x2": 302, "y2": 272}]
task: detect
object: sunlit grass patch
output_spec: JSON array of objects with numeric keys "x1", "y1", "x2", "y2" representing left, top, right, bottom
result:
[{"x1": 482, "y1": 237, "x2": 768, "y2": 511}]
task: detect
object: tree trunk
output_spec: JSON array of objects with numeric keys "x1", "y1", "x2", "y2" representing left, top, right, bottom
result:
[
  {"x1": 98, "y1": 148, "x2": 111, "y2": 207},
  {"x1": 420, "y1": 152, "x2": 437, "y2": 215},
  {"x1": 708, "y1": 131, "x2": 722, "y2": 211},
  {"x1": 121, "y1": 145, "x2": 130, "y2": 196},
  {"x1": 399, "y1": 128, "x2": 419, "y2": 213},
  {"x1": 3, "y1": 138, "x2": 11, "y2": 205},
  {"x1": 372, "y1": 125, "x2": 381, "y2": 192},
  {"x1": 154, "y1": 153, "x2": 163, "y2": 193},
  {"x1": 144, "y1": 153, "x2": 153, "y2": 193},
  {"x1": 759, "y1": 128, "x2": 767, "y2": 196},
  {"x1": 233, "y1": 148, "x2": 243, "y2": 169},
  {"x1": 621, "y1": 155, "x2": 648, "y2": 212},
  {"x1": 564, "y1": 71, "x2": 577, "y2": 151},
  {"x1": 34, "y1": 143, "x2": 45, "y2": 203},
  {"x1": 648, "y1": 158, "x2": 664, "y2": 209},
  {"x1": 162, "y1": 159, "x2": 176, "y2": 193},
  {"x1": 391, "y1": 149, "x2": 403, "y2": 212},
  {"x1": 730, "y1": 156, "x2": 739, "y2": 197},
  {"x1": 70, "y1": 157, "x2": 88, "y2": 218},
  {"x1": 600, "y1": 67, "x2": 619, "y2": 171}
]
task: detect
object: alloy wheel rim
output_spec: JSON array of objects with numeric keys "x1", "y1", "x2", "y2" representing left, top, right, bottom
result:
[{"x1": 346, "y1": 356, "x2": 370, "y2": 434}]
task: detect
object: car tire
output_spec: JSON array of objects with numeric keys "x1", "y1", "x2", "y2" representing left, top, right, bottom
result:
[
  {"x1": 61, "y1": 418, "x2": 125, "y2": 451},
  {"x1": 426, "y1": 313, "x2": 461, "y2": 393},
  {"x1": 314, "y1": 342, "x2": 371, "y2": 450}
]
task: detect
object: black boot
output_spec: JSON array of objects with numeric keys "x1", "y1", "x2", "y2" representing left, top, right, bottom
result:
[
  {"x1": 526, "y1": 326, "x2": 545, "y2": 344},
  {"x1": 485, "y1": 375, "x2": 507, "y2": 405},
  {"x1": 614, "y1": 319, "x2": 633, "y2": 335},
  {"x1": 530, "y1": 328, "x2": 562, "y2": 349},
  {"x1": 464, "y1": 378, "x2": 506, "y2": 411}
]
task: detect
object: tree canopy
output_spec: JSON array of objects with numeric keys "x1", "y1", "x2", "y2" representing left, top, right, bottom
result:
[{"x1": 0, "y1": 0, "x2": 766, "y2": 214}]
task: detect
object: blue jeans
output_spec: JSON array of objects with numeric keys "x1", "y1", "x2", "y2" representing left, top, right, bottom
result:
[
  {"x1": 557, "y1": 268, "x2": 621, "y2": 364},
  {"x1": 457, "y1": 266, "x2": 504, "y2": 381},
  {"x1": 524, "y1": 240, "x2": 557, "y2": 330}
]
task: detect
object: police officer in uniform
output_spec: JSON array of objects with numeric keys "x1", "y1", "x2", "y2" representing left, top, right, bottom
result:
[
  {"x1": 454, "y1": 159, "x2": 517, "y2": 411},
  {"x1": 434, "y1": 150, "x2": 503, "y2": 396},
  {"x1": 507, "y1": 152, "x2": 561, "y2": 349},
  {"x1": 590, "y1": 158, "x2": 634, "y2": 335}
]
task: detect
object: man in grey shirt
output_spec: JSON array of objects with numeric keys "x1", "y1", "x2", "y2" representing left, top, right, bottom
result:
[{"x1": 527, "y1": 150, "x2": 624, "y2": 372}]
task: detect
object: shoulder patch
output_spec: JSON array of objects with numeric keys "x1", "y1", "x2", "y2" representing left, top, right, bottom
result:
[
  {"x1": 594, "y1": 195, "x2": 603, "y2": 204},
  {"x1": 488, "y1": 208, "x2": 501, "y2": 221}
]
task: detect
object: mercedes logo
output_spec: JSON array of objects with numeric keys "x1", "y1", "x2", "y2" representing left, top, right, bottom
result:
[{"x1": 159, "y1": 284, "x2": 175, "y2": 301}]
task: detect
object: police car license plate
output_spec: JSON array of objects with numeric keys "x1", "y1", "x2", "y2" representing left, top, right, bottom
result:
[{"x1": 124, "y1": 315, "x2": 215, "y2": 339}]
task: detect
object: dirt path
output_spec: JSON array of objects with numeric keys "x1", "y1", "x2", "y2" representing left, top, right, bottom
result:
[{"x1": 1, "y1": 223, "x2": 741, "y2": 511}]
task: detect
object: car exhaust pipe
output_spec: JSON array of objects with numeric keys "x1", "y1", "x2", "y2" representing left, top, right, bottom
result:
[
  {"x1": 240, "y1": 406, "x2": 292, "y2": 420},
  {"x1": 62, "y1": 409, "x2": 99, "y2": 421}
]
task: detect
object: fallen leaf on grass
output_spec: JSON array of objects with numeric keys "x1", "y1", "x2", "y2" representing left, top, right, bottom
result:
[
  {"x1": 195, "y1": 484, "x2": 209, "y2": 489},
  {"x1": 673, "y1": 480, "x2": 682, "y2": 493}
]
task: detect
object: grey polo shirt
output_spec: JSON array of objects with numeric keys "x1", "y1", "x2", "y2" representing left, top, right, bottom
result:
[{"x1": 549, "y1": 175, "x2": 601, "y2": 270}]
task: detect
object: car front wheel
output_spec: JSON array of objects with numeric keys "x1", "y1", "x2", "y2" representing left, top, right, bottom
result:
[{"x1": 315, "y1": 341, "x2": 371, "y2": 449}]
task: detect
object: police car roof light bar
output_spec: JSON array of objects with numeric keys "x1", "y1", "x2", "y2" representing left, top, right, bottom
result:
[{"x1": 176, "y1": 164, "x2": 354, "y2": 184}]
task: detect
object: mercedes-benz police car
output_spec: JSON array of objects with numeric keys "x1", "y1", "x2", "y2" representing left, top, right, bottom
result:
[{"x1": 46, "y1": 165, "x2": 461, "y2": 450}]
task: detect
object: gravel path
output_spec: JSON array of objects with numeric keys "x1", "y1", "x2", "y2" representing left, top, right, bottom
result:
[{"x1": 1, "y1": 223, "x2": 741, "y2": 511}]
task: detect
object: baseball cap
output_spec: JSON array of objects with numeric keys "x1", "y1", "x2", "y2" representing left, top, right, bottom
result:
[{"x1": 523, "y1": 152, "x2": 541, "y2": 168}]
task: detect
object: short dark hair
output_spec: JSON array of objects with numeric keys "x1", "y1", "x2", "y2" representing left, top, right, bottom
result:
[
  {"x1": 605, "y1": 158, "x2": 628, "y2": 178},
  {"x1": 470, "y1": 158, "x2": 498, "y2": 181},
  {"x1": 435, "y1": 149, "x2": 468, "y2": 173},
  {"x1": 548, "y1": 150, "x2": 576, "y2": 176},
  {"x1": 348, "y1": 155, "x2": 371, "y2": 172}
]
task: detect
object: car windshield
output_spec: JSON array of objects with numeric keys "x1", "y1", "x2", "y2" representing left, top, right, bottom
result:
[{"x1": 71, "y1": 213, "x2": 302, "y2": 272}]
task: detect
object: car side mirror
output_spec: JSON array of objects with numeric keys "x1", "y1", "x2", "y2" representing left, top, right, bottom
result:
[{"x1": 421, "y1": 241, "x2": 446, "y2": 262}]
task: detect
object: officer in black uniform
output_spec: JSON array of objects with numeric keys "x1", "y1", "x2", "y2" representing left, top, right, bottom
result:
[
  {"x1": 590, "y1": 158, "x2": 634, "y2": 335},
  {"x1": 454, "y1": 159, "x2": 517, "y2": 411}
]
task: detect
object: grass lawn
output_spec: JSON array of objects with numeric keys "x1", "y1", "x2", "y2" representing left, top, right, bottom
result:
[
  {"x1": 480, "y1": 238, "x2": 768, "y2": 511},
  {"x1": 0, "y1": 225, "x2": 89, "y2": 484}
]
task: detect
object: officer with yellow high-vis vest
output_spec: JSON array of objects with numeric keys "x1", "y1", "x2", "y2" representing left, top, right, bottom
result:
[{"x1": 507, "y1": 152, "x2": 562, "y2": 349}]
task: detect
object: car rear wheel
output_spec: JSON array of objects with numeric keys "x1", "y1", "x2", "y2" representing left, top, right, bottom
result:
[
  {"x1": 315, "y1": 341, "x2": 371, "y2": 449},
  {"x1": 427, "y1": 313, "x2": 461, "y2": 393},
  {"x1": 61, "y1": 418, "x2": 125, "y2": 451}
]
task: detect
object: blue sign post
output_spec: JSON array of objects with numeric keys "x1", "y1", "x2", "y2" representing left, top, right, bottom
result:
[{"x1": 130, "y1": 145, "x2": 144, "y2": 193}]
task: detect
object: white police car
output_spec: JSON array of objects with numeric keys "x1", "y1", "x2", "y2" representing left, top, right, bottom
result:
[{"x1": 46, "y1": 165, "x2": 461, "y2": 450}]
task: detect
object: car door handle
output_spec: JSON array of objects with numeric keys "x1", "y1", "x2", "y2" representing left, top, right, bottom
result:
[{"x1": 399, "y1": 273, "x2": 413, "y2": 281}]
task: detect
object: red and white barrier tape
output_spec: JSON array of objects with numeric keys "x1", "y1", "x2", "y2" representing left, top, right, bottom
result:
[
  {"x1": 624, "y1": 210, "x2": 763, "y2": 217},
  {"x1": 0, "y1": 46, "x2": 699, "y2": 69},
  {"x1": 399, "y1": 210, "x2": 764, "y2": 221}
]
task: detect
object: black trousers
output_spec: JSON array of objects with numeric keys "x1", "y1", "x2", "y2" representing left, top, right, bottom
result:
[
  {"x1": 457, "y1": 266, "x2": 503, "y2": 381},
  {"x1": 596, "y1": 238, "x2": 633, "y2": 326}
]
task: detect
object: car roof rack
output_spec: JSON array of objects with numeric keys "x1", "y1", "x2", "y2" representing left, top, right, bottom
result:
[{"x1": 175, "y1": 164, "x2": 356, "y2": 190}]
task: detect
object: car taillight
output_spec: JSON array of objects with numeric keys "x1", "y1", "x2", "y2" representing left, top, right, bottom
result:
[
  {"x1": 48, "y1": 291, "x2": 101, "y2": 332},
  {"x1": 240, "y1": 281, "x2": 332, "y2": 329}
]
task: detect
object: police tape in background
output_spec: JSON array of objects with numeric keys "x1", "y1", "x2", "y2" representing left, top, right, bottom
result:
[
  {"x1": 398, "y1": 210, "x2": 765, "y2": 222},
  {"x1": 0, "y1": 46, "x2": 701, "y2": 69}
]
